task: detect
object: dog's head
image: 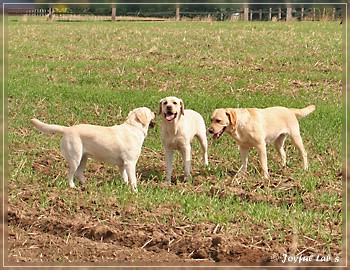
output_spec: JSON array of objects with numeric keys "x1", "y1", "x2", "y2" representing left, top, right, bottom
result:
[
  {"x1": 158, "y1": 96, "x2": 184, "y2": 122},
  {"x1": 127, "y1": 107, "x2": 156, "y2": 129},
  {"x1": 208, "y1": 109, "x2": 237, "y2": 139}
]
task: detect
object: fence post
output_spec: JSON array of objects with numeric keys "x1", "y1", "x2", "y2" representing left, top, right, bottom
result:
[
  {"x1": 322, "y1": 8, "x2": 326, "y2": 20},
  {"x1": 268, "y1": 8, "x2": 272, "y2": 21},
  {"x1": 176, "y1": 4, "x2": 180, "y2": 21},
  {"x1": 244, "y1": 7, "x2": 249, "y2": 21},
  {"x1": 286, "y1": 7, "x2": 292, "y2": 21},
  {"x1": 111, "y1": 5, "x2": 116, "y2": 21},
  {"x1": 48, "y1": 7, "x2": 53, "y2": 21},
  {"x1": 259, "y1": 9, "x2": 262, "y2": 21},
  {"x1": 278, "y1": 8, "x2": 282, "y2": 20},
  {"x1": 301, "y1": 7, "x2": 304, "y2": 21}
]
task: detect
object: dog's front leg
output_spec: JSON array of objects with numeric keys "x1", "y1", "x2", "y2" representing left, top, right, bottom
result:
[
  {"x1": 165, "y1": 149, "x2": 173, "y2": 182},
  {"x1": 257, "y1": 143, "x2": 269, "y2": 178},
  {"x1": 238, "y1": 145, "x2": 249, "y2": 172},
  {"x1": 67, "y1": 171, "x2": 76, "y2": 188},
  {"x1": 118, "y1": 165, "x2": 129, "y2": 184},
  {"x1": 181, "y1": 146, "x2": 192, "y2": 180},
  {"x1": 125, "y1": 163, "x2": 138, "y2": 192},
  {"x1": 197, "y1": 133, "x2": 208, "y2": 166}
]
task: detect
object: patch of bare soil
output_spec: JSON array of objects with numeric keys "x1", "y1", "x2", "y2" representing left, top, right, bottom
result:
[{"x1": 8, "y1": 201, "x2": 273, "y2": 264}]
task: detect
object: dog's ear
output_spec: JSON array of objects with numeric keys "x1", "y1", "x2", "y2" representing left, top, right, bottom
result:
[
  {"x1": 225, "y1": 109, "x2": 237, "y2": 129},
  {"x1": 135, "y1": 110, "x2": 149, "y2": 126},
  {"x1": 158, "y1": 99, "x2": 164, "y2": 115},
  {"x1": 179, "y1": 99, "x2": 185, "y2": 115}
]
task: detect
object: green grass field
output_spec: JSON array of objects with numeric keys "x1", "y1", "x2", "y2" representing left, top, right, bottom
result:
[{"x1": 7, "y1": 18, "x2": 343, "y2": 263}]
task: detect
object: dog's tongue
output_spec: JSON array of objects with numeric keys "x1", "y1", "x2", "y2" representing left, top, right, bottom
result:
[
  {"x1": 166, "y1": 114, "x2": 175, "y2": 121},
  {"x1": 213, "y1": 133, "x2": 220, "y2": 140},
  {"x1": 213, "y1": 131, "x2": 224, "y2": 140}
]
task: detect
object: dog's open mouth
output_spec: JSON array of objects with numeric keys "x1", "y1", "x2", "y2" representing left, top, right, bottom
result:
[
  {"x1": 164, "y1": 112, "x2": 177, "y2": 121},
  {"x1": 213, "y1": 126, "x2": 226, "y2": 140}
]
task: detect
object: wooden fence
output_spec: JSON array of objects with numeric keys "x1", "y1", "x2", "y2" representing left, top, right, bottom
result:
[
  {"x1": 242, "y1": 7, "x2": 341, "y2": 21},
  {"x1": 7, "y1": 7, "x2": 342, "y2": 22}
]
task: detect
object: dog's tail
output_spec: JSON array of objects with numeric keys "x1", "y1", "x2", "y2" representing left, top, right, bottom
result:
[
  {"x1": 290, "y1": 105, "x2": 316, "y2": 119},
  {"x1": 30, "y1": 119, "x2": 67, "y2": 135}
]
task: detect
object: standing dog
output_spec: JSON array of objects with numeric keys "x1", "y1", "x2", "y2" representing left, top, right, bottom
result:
[
  {"x1": 209, "y1": 105, "x2": 315, "y2": 178},
  {"x1": 159, "y1": 96, "x2": 208, "y2": 181},
  {"x1": 31, "y1": 107, "x2": 155, "y2": 192}
]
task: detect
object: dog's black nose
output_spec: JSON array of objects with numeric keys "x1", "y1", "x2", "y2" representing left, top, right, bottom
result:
[{"x1": 208, "y1": 128, "x2": 214, "y2": 134}]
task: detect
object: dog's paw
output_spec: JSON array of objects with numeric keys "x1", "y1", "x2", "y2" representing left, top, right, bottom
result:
[{"x1": 69, "y1": 182, "x2": 76, "y2": 188}]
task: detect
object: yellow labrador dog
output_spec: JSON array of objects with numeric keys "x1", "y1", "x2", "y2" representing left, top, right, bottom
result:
[
  {"x1": 209, "y1": 105, "x2": 315, "y2": 178},
  {"x1": 159, "y1": 96, "x2": 208, "y2": 182},
  {"x1": 31, "y1": 107, "x2": 155, "y2": 192}
]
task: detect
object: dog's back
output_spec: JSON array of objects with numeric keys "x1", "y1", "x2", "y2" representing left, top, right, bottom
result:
[
  {"x1": 250, "y1": 106, "x2": 315, "y2": 143},
  {"x1": 182, "y1": 109, "x2": 206, "y2": 137}
]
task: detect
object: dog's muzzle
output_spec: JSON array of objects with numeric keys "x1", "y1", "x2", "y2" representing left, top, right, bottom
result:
[
  {"x1": 209, "y1": 126, "x2": 227, "y2": 140},
  {"x1": 149, "y1": 121, "x2": 155, "y2": 128},
  {"x1": 164, "y1": 111, "x2": 177, "y2": 121}
]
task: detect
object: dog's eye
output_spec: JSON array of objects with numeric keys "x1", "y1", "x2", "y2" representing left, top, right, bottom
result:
[
  {"x1": 173, "y1": 102, "x2": 177, "y2": 105},
  {"x1": 163, "y1": 101, "x2": 168, "y2": 105},
  {"x1": 216, "y1": 119, "x2": 221, "y2": 123}
]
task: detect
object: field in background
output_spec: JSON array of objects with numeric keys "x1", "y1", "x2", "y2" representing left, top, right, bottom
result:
[
  {"x1": 12, "y1": 14, "x2": 171, "y2": 22},
  {"x1": 7, "y1": 19, "x2": 343, "y2": 264}
]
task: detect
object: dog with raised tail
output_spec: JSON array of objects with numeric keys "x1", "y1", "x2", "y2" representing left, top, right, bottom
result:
[
  {"x1": 209, "y1": 105, "x2": 315, "y2": 178},
  {"x1": 30, "y1": 107, "x2": 155, "y2": 192}
]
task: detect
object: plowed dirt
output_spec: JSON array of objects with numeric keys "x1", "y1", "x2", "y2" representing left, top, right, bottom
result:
[{"x1": 8, "y1": 200, "x2": 273, "y2": 263}]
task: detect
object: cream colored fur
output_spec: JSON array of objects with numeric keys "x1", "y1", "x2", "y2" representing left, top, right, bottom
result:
[
  {"x1": 31, "y1": 107, "x2": 155, "y2": 191},
  {"x1": 159, "y1": 96, "x2": 208, "y2": 182},
  {"x1": 209, "y1": 105, "x2": 315, "y2": 178}
]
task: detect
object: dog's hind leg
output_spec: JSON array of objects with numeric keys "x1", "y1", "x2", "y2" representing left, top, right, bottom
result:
[
  {"x1": 61, "y1": 137, "x2": 82, "y2": 188},
  {"x1": 290, "y1": 132, "x2": 308, "y2": 170},
  {"x1": 65, "y1": 158, "x2": 80, "y2": 188},
  {"x1": 75, "y1": 154, "x2": 88, "y2": 185},
  {"x1": 274, "y1": 134, "x2": 287, "y2": 167}
]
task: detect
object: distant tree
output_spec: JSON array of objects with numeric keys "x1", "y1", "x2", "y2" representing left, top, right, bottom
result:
[{"x1": 53, "y1": 5, "x2": 68, "y2": 14}]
